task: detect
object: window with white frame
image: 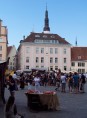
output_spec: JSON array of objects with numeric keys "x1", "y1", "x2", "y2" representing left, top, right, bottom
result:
[
  {"x1": 50, "y1": 57, "x2": 53, "y2": 63},
  {"x1": 0, "y1": 54, "x2": 2, "y2": 61},
  {"x1": 41, "y1": 57, "x2": 44, "y2": 63},
  {"x1": 55, "y1": 48, "x2": 58, "y2": 54},
  {"x1": 64, "y1": 58, "x2": 66, "y2": 63},
  {"x1": 26, "y1": 66, "x2": 29, "y2": 69},
  {"x1": 50, "y1": 48, "x2": 53, "y2": 54},
  {"x1": 72, "y1": 62, "x2": 75, "y2": 66},
  {"x1": 64, "y1": 48, "x2": 66, "y2": 54},
  {"x1": 64, "y1": 66, "x2": 67, "y2": 71},
  {"x1": 26, "y1": 47, "x2": 30, "y2": 53},
  {"x1": 50, "y1": 66, "x2": 53, "y2": 71},
  {"x1": 82, "y1": 63, "x2": 85, "y2": 67},
  {"x1": 41, "y1": 66, "x2": 44, "y2": 68},
  {"x1": 78, "y1": 69, "x2": 85, "y2": 73},
  {"x1": 0, "y1": 46, "x2": 2, "y2": 51},
  {"x1": 36, "y1": 57, "x2": 39, "y2": 63},
  {"x1": 41, "y1": 48, "x2": 44, "y2": 53},
  {"x1": 55, "y1": 66, "x2": 58, "y2": 70},
  {"x1": 55, "y1": 40, "x2": 58, "y2": 43},
  {"x1": 78, "y1": 62, "x2": 85, "y2": 67},
  {"x1": 52, "y1": 40, "x2": 54, "y2": 43},
  {"x1": 55, "y1": 58, "x2": 58, "y2": 63},
  {"x1": 36, "y1": 47, "x2": 39, "y2": 54},
  {"x1": 36, "y1": 66, "x2": 39, "y2": 68},
  {"x1": 26, "y1": 57, "x2": 29, "y2": 63}
]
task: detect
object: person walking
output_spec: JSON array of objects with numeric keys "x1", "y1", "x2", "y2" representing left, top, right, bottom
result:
[
  {"x1": 5, "y1": 96, "x2": 24, "y2": 118},
  {"x1": 8, "y1": 75, "x2": 16, "y2": 97},
  {"x1": 5, "y1": 96, "x2": 17, "y2": 118}
]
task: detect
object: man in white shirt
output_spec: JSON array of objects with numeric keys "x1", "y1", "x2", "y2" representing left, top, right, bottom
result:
[
  {"x1": 34, "y1": 74, "x2": 40, "y2": 92},
  {"x1": 12, "y1": 72, "x2": 17, "y2": 80},
  {"x1": 61, "y1": 73, "x2": 66, "y2": 92}
]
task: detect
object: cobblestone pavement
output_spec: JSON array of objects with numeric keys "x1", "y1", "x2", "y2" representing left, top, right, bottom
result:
[{"x1": 0, "y1": 83, "x2": 87, "y2": 118}]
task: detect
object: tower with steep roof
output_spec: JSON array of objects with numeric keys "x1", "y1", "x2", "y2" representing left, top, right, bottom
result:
[{"x1": 43, "y1": 5, "x2": 50, "y2": 33}]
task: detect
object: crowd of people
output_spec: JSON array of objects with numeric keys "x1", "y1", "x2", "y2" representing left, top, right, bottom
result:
[
  {"x1": 6, "y1": 69, "x2": 86, "y2": 95},
  {"x1": 4, "y1": 69, "x2": 86, "y2": 117}
]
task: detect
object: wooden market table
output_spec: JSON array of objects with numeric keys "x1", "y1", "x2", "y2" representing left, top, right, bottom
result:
[{"x1": 25, "y1": 91, "x2": 60, "y2": 111}]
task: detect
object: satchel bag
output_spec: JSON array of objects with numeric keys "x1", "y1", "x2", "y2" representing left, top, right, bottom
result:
[{"x1": 15, "y1": 114, "x2": 24, "y2": 118}]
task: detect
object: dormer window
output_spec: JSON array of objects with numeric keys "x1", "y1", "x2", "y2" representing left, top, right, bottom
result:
[
  {"x1": 51, "y1": 35, "x2": 55, "y2": 38},
  {"x1": 43, "y1": 35, "x2": 47, "y2": 38},
  {"x1": 78, "y1": 56, "x2": 81, "y2": 59},
  {"x1": 35, "y1": 35, "x2": 40, "y2": 38}
]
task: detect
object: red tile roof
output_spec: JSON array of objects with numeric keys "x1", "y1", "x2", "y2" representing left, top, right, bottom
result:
[
  {"x1": 71, "y1": 47, "x2": 87, "y2": 61},
  {"x1": 7, "y1": 46, "x2": 12, "y2": 56},
  {"x1": 22, "y1": 32, "x2": 70, "y2": 44}
]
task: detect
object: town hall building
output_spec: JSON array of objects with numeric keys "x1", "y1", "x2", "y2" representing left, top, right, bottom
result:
[{"x1": 17, "y1": 7, "x2": 71, "y2": 72}]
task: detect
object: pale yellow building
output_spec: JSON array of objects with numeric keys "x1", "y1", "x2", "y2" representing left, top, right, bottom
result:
[{"x1": 0, "y1": 19, "x2": 8, "y2": 63}]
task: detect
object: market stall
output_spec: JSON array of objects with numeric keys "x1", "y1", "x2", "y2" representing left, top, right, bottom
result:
[{"x1": 25, "y1": 90, "x2": 60, "y2": 111}]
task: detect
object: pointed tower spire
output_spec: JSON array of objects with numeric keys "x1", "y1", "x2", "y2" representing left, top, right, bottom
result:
[
  {"x1": 75, "y1": 36, "x2": 77, "y2": 46},
  {"x1": 43, "y1": 4, "x2": 50, "y2": 33}
]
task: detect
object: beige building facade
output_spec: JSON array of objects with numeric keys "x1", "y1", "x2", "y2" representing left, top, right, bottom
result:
[
  {"x1": 0, "y1": 19, "x2": 8, "y2": 63},
  {"x1": 7, "y1": 45, "x2": 16, "y2": 70}
]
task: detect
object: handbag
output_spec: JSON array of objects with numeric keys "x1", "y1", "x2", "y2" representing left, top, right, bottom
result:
[{"x1": 15, "y1": 114, "x2": 23, "y2": 118}]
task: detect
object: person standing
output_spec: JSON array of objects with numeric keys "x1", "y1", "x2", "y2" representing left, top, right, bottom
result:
[
  {"x1": 73, "y1": 72, "x2": 79, "y2": 93},
  {"x1": 61, "y1": 73, "x2": 66, "y2": 92},
  {"x1": 80, "y1": 73, "x2": 86, "y2": 93},
  {"x1": 68, "y1": 72, "x2": 73, "y2": 93},
  {"x1": 33, "y1": 74, "x2": 40, "y2": 92},
  {"x1": 20, "y1": 74, "x2": 25, "y2": 90},
  {"x1": 12, "y1": 72, "x2": 18, "y2": 91}
]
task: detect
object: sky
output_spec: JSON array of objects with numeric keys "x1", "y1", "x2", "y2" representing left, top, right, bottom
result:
[{"x1": 0, "y1": 0, "x2": 87, "y2": 49}]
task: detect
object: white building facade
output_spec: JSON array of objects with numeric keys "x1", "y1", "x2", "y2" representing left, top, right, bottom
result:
[{"x1": 71, "y1": 47, "x2": 87, "y2": 73}]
